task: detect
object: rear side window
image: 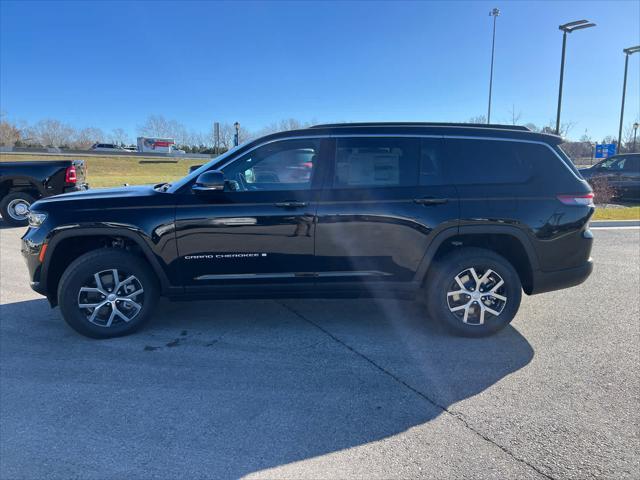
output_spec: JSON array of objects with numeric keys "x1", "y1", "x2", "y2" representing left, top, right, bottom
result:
[
  {"x1": 334, "y1": 137, "x2": 419, "y2": 187},
  {"x1": 444, "y1": 139, "x2": 534, "y2": 185},
  {"x1": 420, "y1": 138, "x2": 448, "y2": 185}
]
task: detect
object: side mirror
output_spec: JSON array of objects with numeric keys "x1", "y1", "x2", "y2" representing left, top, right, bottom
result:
[
  {"x1": 193, "y1": 170, "x2": 225, "y2": 193},
  {"x1": 188, "y1": 164, "x2": 203, "y2": 173}
]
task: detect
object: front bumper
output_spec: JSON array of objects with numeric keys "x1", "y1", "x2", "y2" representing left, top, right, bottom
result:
[
  {"x1": 21, "y1": 232, "x2": 48, "y2": 297},
  {"x1": 529, "y1": 258, "x2": 593, "y2": 295}
]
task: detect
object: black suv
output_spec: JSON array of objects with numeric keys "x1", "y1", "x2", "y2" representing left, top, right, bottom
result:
[{"x1": 21, "y1": 123, "x2": 594, "y2": 338}]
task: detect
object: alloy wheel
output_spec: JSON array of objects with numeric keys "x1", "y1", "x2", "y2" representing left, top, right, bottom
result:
[
  {"x1": 7, "y1": 198, "x2": 30, "y2": 221},
  {"x1": 77, "y1": 269, "x2": 144, "y2": 327},
  {"x1": 446, "y1": 267, "x2": 507, "y2": 325}
]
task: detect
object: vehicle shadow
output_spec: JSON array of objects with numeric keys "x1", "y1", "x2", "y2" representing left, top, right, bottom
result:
[
  {"x1": 0, "y1": 297, "x2": 534, "y2": 479},
  {"x1": 0, "y1": 218, "x2": 26, "y2": 230}
]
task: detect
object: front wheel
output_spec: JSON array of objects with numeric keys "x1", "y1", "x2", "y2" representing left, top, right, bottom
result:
[
  {"x1": 424, "y1": 247, "x2": 522, "y2": 337},
  {"x1": 58, "y1": 249, "x2": 159, "y2": 338},
  {"x1": 0, "y1": 192, "x2": 35, "y2": 227}
]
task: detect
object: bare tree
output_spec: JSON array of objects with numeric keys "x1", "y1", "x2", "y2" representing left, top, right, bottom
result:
[
  {"x1": 72, "y1": 127, "x2": 104, "y2": 149},
  {"x1": 138, "y1": 115, "x2": 179, "y2": 138},
  {"x1": 541, "y1": 120, "x2": 575, "y2": 138},
  {"x1": 467, "y1": 115, "x2": 487, "y2": 124},
  {"x1": 254, "y1": 118, "x2": 314, "y2": 138},
  {"x1": 622, "y1": 120, "x2": 639, "y2": 152},
  {"x1": 109, "y1": 128, "x2": 129, "y2": 146},
  {"x1": 0, "y1": 114, "x2": 21, "y2": 146},
  {"x1": 508, "y1": 104, "x2": 522, "y2": 125},
  {"x1": 212, "y1": 122, "x2": 252, "y2": 150},
  {"x1": 28, "y1": 119, "x2": 75, "y2": 147}
]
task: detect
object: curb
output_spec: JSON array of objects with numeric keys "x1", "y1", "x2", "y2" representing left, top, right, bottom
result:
[{"x1": 591, "y1": 220, "x2": 640, "y2": 228}]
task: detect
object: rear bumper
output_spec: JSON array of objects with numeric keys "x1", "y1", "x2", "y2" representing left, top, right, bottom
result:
[
  {"x1": 63, "y1": 183, "x2": 89, "y2": 193},
  {"x1": 529, "y1": 258, "x2": 593, "y2": 295}
]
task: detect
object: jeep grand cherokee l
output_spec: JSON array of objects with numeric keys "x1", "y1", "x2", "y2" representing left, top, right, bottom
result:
[{"x1": 21, "y1": 123, "x2": 594, "y2": 338}]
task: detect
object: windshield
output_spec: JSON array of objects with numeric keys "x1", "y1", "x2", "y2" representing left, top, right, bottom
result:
[
  {"x1": 167, "y1": 144, "x2": 245, "y2": 193},
  {"x1": 593, "y1": 156, "x2": 619, "y2": 169}
]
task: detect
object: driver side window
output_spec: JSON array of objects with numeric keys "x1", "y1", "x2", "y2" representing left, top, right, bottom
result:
[{"x1": 222, "y1": 139, "x2": 319, "y2": 191}]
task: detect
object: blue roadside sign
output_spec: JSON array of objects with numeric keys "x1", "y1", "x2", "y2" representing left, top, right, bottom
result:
[{"x1": 595, "y1": 143, "x2": 616, "y2": 159}]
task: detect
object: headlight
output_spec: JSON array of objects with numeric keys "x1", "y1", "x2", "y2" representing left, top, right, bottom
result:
[{"x1": 28, "y1": 212, "x2": 47, "y2": 228}]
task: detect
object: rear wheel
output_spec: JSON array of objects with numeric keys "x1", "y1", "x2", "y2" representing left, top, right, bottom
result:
[
  {"x1": 58, "y1": 249, "x2": 159, "y2": 338},
  {"x1": 424, "y1": 247, "x2": 522, "y2": 337},
  {"x1": 0, "y1": 192, "x2": 35, "y2": 227}
]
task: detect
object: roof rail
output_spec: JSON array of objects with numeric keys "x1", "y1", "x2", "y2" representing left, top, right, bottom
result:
[{"x1": 309, "y1": 122, "x2": 532, "y2": 132}]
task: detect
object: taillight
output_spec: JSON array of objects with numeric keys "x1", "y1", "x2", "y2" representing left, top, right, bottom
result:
[
  {"x1": 557, "y1": 193, "x2": 594, "y2": 206},
  {"x1": 65, "y1": 165, "x2": 77, "y2": 184}
]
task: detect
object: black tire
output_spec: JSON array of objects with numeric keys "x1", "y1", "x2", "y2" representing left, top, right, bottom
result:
[
  {"x1": 423, "y1": 247, "x2": 522, "y2": 337},
  {"x1": 0, "y1": 192, "x2": 35, "y2": 227},
  {"x1": 58, "y1": 249, "x2": 159, "y2": 338}
]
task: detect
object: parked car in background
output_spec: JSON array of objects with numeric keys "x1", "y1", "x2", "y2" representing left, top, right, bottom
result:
[
  {"x1": 90, "y1": 143, "x2": 126, "y2": 152},
  {"x1": 123, "y1": 146, "x2": 137, "y2": 152},
  {"x1": 0, "y1": 160, "x2": 88, "y2": 226},
  {"x1": 21, "y1": 122, "x2": 594, "y2": 339},
  {"x1": 579, "y1": 153, "x2": 640, "y2": 199}
]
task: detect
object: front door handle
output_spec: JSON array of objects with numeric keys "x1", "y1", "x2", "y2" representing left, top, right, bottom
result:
[
  {"x1": 414, "y1": 198, "x2": 448, "y2": 205},
  {"x1": 274, "y1": 201, "x2": 308, "y2": 208}
]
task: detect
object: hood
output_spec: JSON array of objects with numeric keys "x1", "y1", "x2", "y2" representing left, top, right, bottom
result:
[{"x1": 31, "y1": 185, "x2": 160, "y2": 210}]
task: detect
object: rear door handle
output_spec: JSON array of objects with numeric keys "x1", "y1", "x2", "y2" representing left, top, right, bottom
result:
[
  {"x1": 413, "y1": 198, "x2": 448, "y2": 205},
  {"x1": 274, "y1": 201, "x2": 308, "y2": 208}
]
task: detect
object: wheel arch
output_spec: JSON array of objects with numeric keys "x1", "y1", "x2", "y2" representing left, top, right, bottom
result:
[
  {"x1": 416, "y1": 225, "x2": 540, "y2": 295},
  {"x1": 0, "y1": 177, "x2": 46, "y2": 198},
  {"x1": 43, "y1": 228, "x2": 172, "y2": 304}
]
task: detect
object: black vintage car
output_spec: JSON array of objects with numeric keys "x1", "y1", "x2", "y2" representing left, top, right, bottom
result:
[
  {"x1": 21, "y1": 123, "x2": 594, "y2": 338},
  {"x1": 579, "y1": 153, "x2": 640, "y2": 200},
  {"x1": 0, "y1": 159, "x2": 88, "y2": 226}
]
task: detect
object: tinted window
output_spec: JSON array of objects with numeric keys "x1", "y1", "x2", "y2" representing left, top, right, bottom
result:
[
  {"x1": 223, "y1": 139, "x2": 319, "y2": 191},
  {"x1": 334, "y1": 137, "x2": 419, "y2": 187},
  {"x1": 420, "y1": 138, "x2": 448, "y2": 185},
  {"x1": 445, "y1": 139, "x2": 534, "y2": 185},
  {"x1": 623, "y1": 156, "x2": 640, "y2": 172}
]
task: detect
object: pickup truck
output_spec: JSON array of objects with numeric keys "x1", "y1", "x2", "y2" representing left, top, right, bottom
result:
[{"x1": 0, "y1": 160, "x2": 88, "y2": 226}]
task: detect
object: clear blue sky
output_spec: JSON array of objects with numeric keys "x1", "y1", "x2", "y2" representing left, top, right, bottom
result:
[{"x1": 1, "y1": 0, "x2": 638, "y2": 141}]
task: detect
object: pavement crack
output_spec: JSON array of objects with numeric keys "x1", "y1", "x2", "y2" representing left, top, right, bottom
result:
[{"x1": 276, "y1": 300, "x2": 557, "y2": 480}]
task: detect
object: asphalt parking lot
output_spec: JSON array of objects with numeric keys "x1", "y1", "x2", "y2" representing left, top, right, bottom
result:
[{"x1": 0, "y1": 223, "x2": 638, "y2": 480}]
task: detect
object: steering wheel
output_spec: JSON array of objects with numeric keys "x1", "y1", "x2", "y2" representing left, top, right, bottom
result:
[{"x1": 236, "y1": 172, "x2": 260, "y2": 191}]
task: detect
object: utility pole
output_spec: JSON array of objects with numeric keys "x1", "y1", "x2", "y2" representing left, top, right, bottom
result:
[
  {"x1": 487, "y1": 8, "x2": 500, "y2": 124},
  {"x1": 234, "y1": 122, "x2": 240, "y2": 147}
]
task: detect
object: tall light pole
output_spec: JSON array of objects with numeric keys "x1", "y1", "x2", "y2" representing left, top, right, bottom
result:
[
  {"x1": 555, "y1": 20, "x2": 596, "y2": 135},
  {"x1": 233, "y1": 121, "x2": 240, "y2": 147},
  {"x1": 487, "y1": 7, "x2": 500, "y2": 124},
  {"x1": 633, "y1": 122, "x2": 639, "y2": 152},
  {"x1": 617, "y1": 46, "x2": 640, "y2": 153}
]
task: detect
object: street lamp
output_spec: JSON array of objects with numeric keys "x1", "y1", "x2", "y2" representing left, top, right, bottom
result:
[
  {"x1": 555, "y1": 20, "x2": 596, "y2": 135},
  {"x1": 487, "y1": 7, "x2": 500, "y2": 124},
  {"x1": 233, "y1": 121, "x2": 240, "y2": 147},
  {"x1": 616, "y1": 46, "x2": 640, "y2": 153},
  {"x1": 633, "y1": 122, "x2": 639, "y2": 152}
]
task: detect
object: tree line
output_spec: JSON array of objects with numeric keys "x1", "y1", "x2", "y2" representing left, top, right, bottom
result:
[
  {"x1": 1, "y1": 112, "x2": 638, "y2": 158},
  {"x1": 0, "y1": 114, "x2": 316, "y2": 154}
]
